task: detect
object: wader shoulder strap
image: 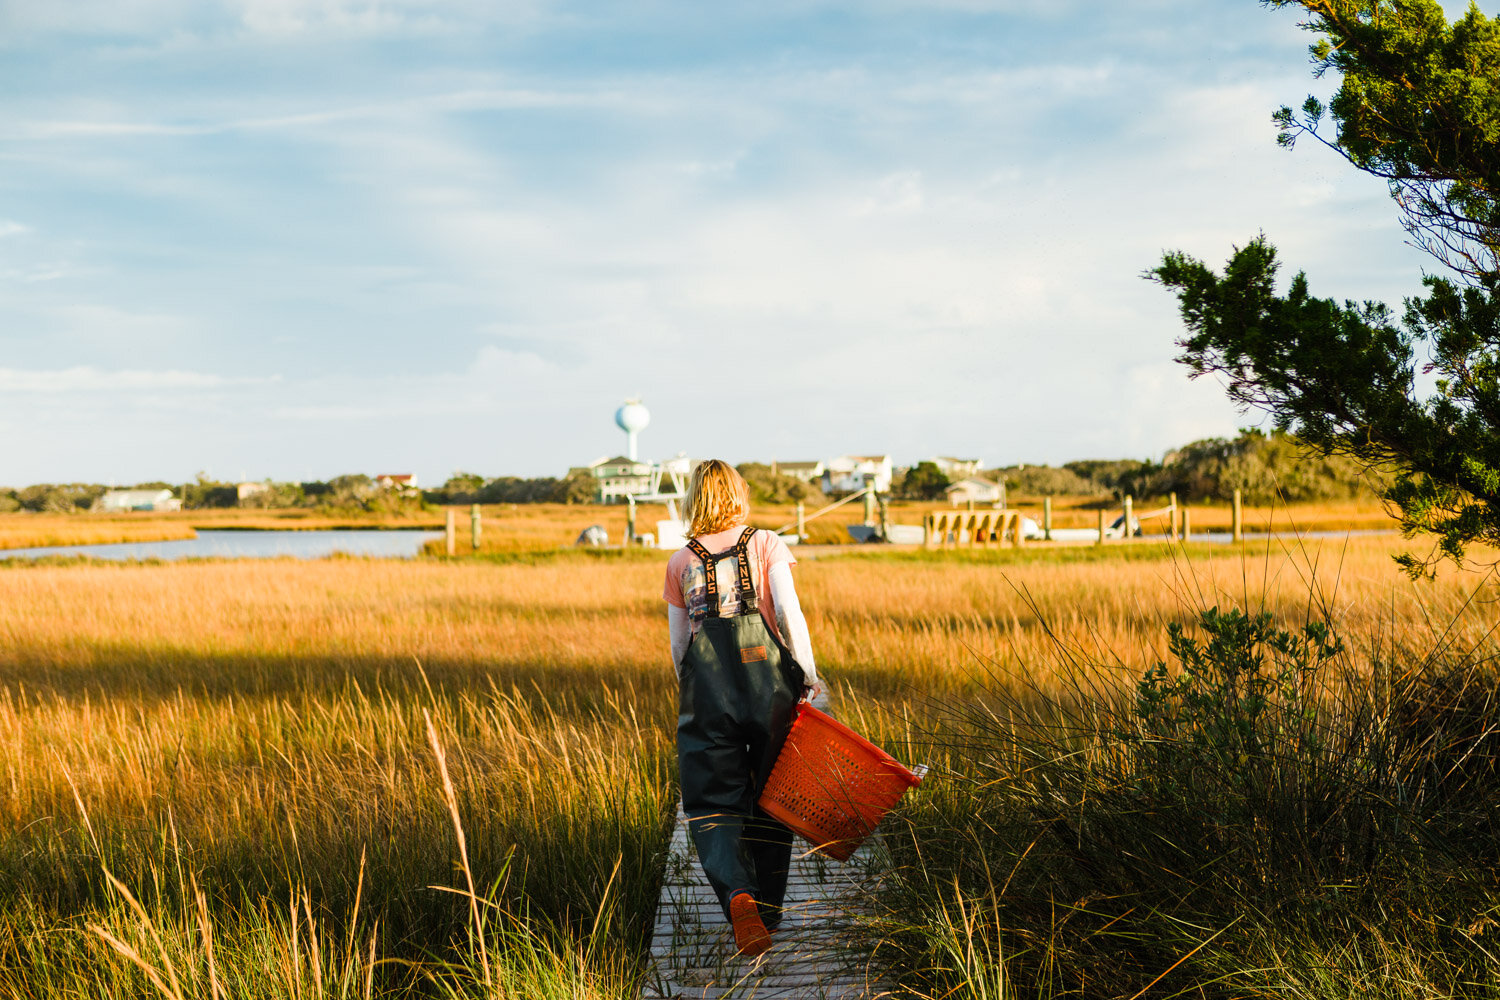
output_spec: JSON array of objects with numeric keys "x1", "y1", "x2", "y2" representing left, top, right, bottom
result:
[
  {"x1": 686, "y1": 528, "x2": 760, "y2": 618},
  {"x1": 733, "y1": 527, "x2": 759, "y2": 613},
  {"x1": 686, "y1": 539, "x2": 721, "y2": 617}
]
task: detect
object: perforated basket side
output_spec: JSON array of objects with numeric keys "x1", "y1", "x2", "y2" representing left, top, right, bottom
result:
[{"x1": 759, "y1": 704, "x2": 921, "y2": 861}]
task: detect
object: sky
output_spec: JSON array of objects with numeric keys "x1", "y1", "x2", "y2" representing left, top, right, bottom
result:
[{"x1": 0, "y1": 0, "x2": 1475, "y2": 486}]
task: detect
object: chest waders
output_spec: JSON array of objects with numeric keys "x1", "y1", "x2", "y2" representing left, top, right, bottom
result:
[{"x1": 677, "y1": 527, "x2": 806, "y2": 927}]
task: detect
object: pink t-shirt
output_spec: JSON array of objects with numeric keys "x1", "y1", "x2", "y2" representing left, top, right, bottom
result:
[{"x1": 663, "y1": 526, "x2": 797, "y2": 642}]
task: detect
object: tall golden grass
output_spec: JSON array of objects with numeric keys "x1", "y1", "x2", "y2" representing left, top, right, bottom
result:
[
  {"x1": 0, "y1": 533, "x2": 1489, "y2": 996},
  {"x1": 0, "y1": 515, "x2": 199, "y2": 550},
  {"x1": 0, "y1": 509, "x2": 448, "y2": 552},
  {"x1": 0, "y1": 493, "x2": 1401, "y2": 555}
]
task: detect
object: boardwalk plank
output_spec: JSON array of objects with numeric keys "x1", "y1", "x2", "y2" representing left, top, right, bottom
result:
[{"x1": 643, "y1": 805, "x2": 892, "y2": 1000}]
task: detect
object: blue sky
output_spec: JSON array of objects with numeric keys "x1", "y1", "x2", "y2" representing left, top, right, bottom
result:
[{"x1": 0, "y1": 1, "x2": 1472, "y2": 485}]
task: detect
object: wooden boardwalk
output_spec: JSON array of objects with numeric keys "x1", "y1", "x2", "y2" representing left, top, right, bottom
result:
[{"x1": 642, "y1": 805, "x2": 892, "y2": 1000}]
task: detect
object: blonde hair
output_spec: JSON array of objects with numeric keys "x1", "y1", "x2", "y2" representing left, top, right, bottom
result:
[{"x1": 684, "y1": 459, "x2": 750, "y2": 537}]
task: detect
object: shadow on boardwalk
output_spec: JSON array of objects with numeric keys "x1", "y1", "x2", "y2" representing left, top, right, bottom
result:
[{"x1": 643, "y1": 805, "x2": 896, "y2": 1000}]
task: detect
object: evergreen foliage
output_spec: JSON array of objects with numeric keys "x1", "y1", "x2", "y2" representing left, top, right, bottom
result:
[
  {"x1": 735, "y1": 463, "x2": 827, "y2": 505},
  {"x1": 1153, "y1": 1, "x2": 1500, "y2": 571},
  {"x1": 897, "y1": 461, "x2": 950, "y2": 500},
  {"x1": 997, "y1": 463, "x2": 1101, "y2": 497}
]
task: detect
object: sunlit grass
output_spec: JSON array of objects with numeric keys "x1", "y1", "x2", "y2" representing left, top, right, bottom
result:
[{"x1": 0, "y1": 530, "x2": 1488, "y2": 995}]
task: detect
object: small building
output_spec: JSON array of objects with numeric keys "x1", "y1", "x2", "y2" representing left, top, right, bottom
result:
[
  {"x1": 933, "y1": 456, "x2": 984, "y2": 480},
  {"x1": 376, "y1": 473, "x2": 418, "y2": 491},
  {"x1": 236, "y1": 481, "x2": 271, "y2": 503},
  {"x1": 821, "y1": 455, "x2": 894, "y2": 494},
  {"x1": 590, "y1": 455, "x2": 654, "y2": 503},
  {"x1": 945, "y1": 476, "x2": 1004, "y2": 507},
  {"x1": 773, "y1": 460, "x2": 825, "y2": 484},
  {"x1": 95, "y1": 489, "x2": 182, "y2": 513}
]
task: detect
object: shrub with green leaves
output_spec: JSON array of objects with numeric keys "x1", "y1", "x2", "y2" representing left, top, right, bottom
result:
[{"x1": 876, "y1": 603, "x2": 1500, "y2": 999}]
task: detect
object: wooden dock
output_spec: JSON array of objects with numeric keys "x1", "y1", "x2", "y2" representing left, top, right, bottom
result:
[{"x1": 642, "y1": 805, "x2": 892, "y2": 1000}]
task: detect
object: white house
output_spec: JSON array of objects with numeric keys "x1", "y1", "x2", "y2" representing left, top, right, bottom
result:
[
  {"x1": 945, "y1": 477, "x2": 1004, "y2": 506},
  {"x1": 773, "y1": 460, "x2": 824, "y2": 484},
  {"x1": 589, "y1": 455, "x2": 654, "y2": 503},
  {"x1": 376, "y1": 473, "x2": 418, "y2": 491},
  {"x1": 95, "y1": 489, "x2": 182, "y2": 513},
  {"x1": 236, "y1": 482, "x2": 271, "y2": 503},
  {"x1": 821, "y1": 455, "x2": 893, "y2": 494},
  {"x1": 933, "y1": 456, "x2": 984, "y2": 480}
]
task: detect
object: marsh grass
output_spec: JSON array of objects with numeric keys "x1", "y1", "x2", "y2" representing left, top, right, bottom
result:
[
  {"x1": 0, "y1": 532, "x2": 1490, "y2": 996},
  {"x1": 870, "y1": 539, "x2": 1500, "y2": 999},
  {"x1": 0, "y1": 557, "x2": 682, "y2": 995},
  {"x1": 0, "y1": 495, "x2": 1396, "y2": 556},
  {"x1": 0, "y1": 509, "x2": 450, "y2": 553},
  {"x1": 0, "y1": 515, "x2": 200, "y2": 550}
]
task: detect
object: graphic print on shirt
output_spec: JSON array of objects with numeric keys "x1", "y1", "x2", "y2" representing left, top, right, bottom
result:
[{"x1": 680, "y1": 556, "x2": 754, "y2": 624}]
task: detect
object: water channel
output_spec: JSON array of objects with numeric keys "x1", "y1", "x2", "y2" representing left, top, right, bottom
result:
[{"x1": 0, "y1": 529, "x2": 444, "y2": 562}]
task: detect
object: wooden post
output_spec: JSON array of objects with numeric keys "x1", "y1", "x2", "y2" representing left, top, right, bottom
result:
[
  {"x1": 998, "y1": 480, "x2": 1007, "y2": 510},
  {"x1": 1043, "y1": 495, "x2": 1053, "y2": 541},
  {"x1": 922, "y1": 513, "x2": 932, "y2": 549},
  {"x1": 1123, "y1": 495, "x2": 1133, "y2": 541},
  {"x1": 1181, "y1": 507, "x2": 1191, "y2": 543},
  {"x1": 1232, "y1": 489, "x2": 1243, "y2": 542},
  {"x1": 1168, "y1": 492, "x2": 1178, "y2": 540},
  {"x1": 470, "y1": 503, "x2": 482, "y2": 551},
  {"x1": 445, "y1": 508, "x2": 456, "y2": 556},
  {"x1": 626, "y1": 496, "x2": 636, "y2": 547},
  {"x1": 795, "y1": 501, "x2": 806, "y2": 540},
  {"x1": 862, "y1": 475, "x2": 876, "y2": 526},
  {"x1": 1013, "y1": 510, "x2": 1025, "y2": 548},
  {"x1": 1096, "y1": 508, "x2": 1105, "y2": 546},
  {"x1": 966, "y1": 498, "x2": 974, "y2": 512}
]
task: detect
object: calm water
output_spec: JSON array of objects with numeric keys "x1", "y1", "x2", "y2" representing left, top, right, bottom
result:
[{"x1": 0, "y1": 529, "x2": 444, "y2": 562}]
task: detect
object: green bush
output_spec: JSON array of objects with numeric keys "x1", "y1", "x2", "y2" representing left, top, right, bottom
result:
[
  {"x1": 736, "y1": 463, "x2": 826, "y2": 505},
  {"x1": 877, "y1": 605, "x2": 1500, "y2": 998}
]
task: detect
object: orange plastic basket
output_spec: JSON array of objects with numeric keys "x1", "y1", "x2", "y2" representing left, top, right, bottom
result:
[{"x1": 757, "y1": 703, "x2": 923, "y2": 862}]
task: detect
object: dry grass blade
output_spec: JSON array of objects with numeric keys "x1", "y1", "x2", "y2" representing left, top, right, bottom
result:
[
  {"x1": 89, "y1": 922, "x2": 184, "y2": 1000},
  {"x1": 423, "y1": 707, "x2": 490, "y2": 990},
  {"x1": 192, "y1": 880, "x2": 224, "y2": 1000},
  {"x1": 99, "y1": 868, "x2": 185, "y2": 998}
]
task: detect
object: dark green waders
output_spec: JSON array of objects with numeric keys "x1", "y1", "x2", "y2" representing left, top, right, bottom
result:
[{"x1": 677, "y1": 528, "x2": 807, "y2": 926}]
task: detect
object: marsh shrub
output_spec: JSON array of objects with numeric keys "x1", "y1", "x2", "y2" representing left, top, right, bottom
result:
[
  {"x1": 880, "y1": 605, "x2": 1500, "y2": 999},
  {"x1": 736, "y1": 463, "x2": 827, "y2": 505}
]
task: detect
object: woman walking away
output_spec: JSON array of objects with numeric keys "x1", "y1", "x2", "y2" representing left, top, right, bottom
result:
[{"x1": 664, "y1": 459, "x2": 821, "y2": 957}]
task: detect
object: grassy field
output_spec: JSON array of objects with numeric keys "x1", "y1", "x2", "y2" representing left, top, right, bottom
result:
[
  {"x1": 0, "y1": 509, "x2": 444, "y2": 552},
  {"x1": 0, "y1": 496, "x2": 1400, "y2": 553},
  {"x1": 0, "y1": 529, "x2": 1491, "y2": 996}
]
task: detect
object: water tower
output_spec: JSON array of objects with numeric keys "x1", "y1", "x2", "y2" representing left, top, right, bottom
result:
[{"x1": 615, "y1": 398, "x2": 650, "y2": 460}]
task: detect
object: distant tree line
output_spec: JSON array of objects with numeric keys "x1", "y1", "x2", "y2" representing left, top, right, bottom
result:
[
  {"x1": 735, "y1": 464, "x2": 827, "y2": 506},
  {"x1": 0, "y1": 474, "x2": 430, "y2": 514},
  {"x1": 887, "y1": 431, "x2": 1384, "y2": 506},
  {"x1": 0, "y1": 433, "x2": 1383, "y2": 514},
  {"x1": 992, "y1": 431, "x2": 1383, "y2": 504},
  {"x1": 423, "y1": 471, "x2": 596, "y2": 506},
  {"x1": 0, "y1": 483, "x2": 109, "y2": 513}
]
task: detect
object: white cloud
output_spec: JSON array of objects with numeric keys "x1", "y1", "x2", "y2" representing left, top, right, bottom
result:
[
  {"x1": 0, "y1": 220, "x2": 29, "y2": 238},
  {"x1": 854, "y1": 171, "x2": 925, "y2": 216},
  {"x1": 233, "y1": 0, "x2": 552, "y2": 36},
  {"x1": 0, "y1": 366, "x2": 274, "y2": 393},
  {"x1": 51, "y1": 304, "x2": 199, "y2": 342}
]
